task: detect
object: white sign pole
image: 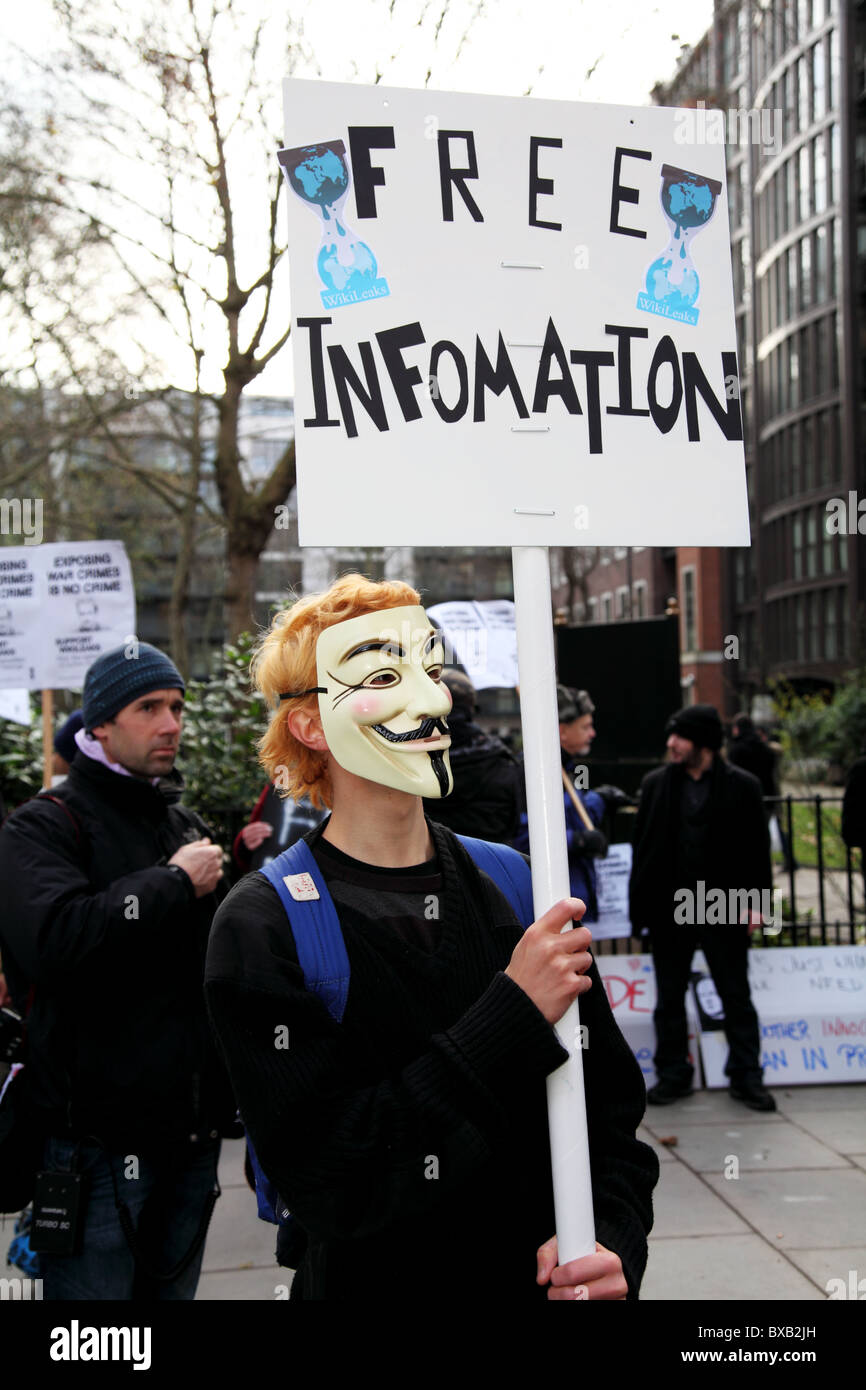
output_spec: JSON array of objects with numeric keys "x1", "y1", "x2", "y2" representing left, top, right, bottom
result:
[{"x1": 512, "y1": 544, "x2": 595, "y2": 1262}]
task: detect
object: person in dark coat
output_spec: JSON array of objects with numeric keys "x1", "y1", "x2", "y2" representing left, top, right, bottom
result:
[
  {"x1": 841, "y1": 756, "x2": 866, "y2": 854},
  {"x1": 842, "y1": 756, "x2": 866, "y2": 907},
  {"x1": 728, "y1": 712, "x2": 795, "y2": 872},
  {"x1": 727, "y1": 713, "x2": 775, "y2": 795},
  {"x1": 630, "y1": 704, "x2": 775, "y2": 1112},
  {"x1": 422, "y1": 668, "x2": 522, "y2": 842},
  {"x1": 0, "y1": 643, "x2": 236, "y2": 1300}
]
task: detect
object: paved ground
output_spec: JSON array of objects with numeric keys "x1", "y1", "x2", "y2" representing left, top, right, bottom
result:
[
  {"x1": 195, "y1": 1081, "x2": 866, "y2": 1301},
  {"x1": 640, "y1": 1081, "x2": 866, "y2": 1301}
]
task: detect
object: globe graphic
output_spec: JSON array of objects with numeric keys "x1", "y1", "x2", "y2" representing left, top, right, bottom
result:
[
  {"x1": 661, "y1": 174, "x2": 715, "y2": 231},
  {"x1": 286, "y1": 145, "x2": 348, "y2": 211}
]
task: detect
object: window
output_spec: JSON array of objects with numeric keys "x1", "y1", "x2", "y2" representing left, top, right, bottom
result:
[
  {"x1": 802, "y1": 416, "x2": 815, "y2": 489},
  {"x1": 682, "y1": 567, "x2": 697, "y2": 652},
  {"x1": 806, "y1": 509, "x2": 818, "y2": 576},
  {"x1": 799, "y1": 144, "x2": 811, "y2": 221},
  {"x1": 632, "y1": 582, "x2": 647, "y2": 619},
  {"x1": 615, "y1": 585, "x2": 628, "y2": 619},
  {"x1": 829, "y1": 309, "x2": 838, "y2": 389},
  {"x1": 587, "y1": 597, "x2": 598, "y2": 624},
  {"x1": 793, "y1": 513, "x2": 803, "y2": 576},
  {"x1": 828, "y1": 28, "x2": 838, "y2": 112},
  {"x1": 814, "y1": 133, "x2": 827, "y2": 214},
  {"x1": 814, "y1": 222, "x2": 828, "y2": 301},
  {"x1": 795, "y1": 594, "x2": 806, "y2": 661},
  {"x1": 807, "y1": 591, "x2": 821, "y2": 659},
  {"x1": 799, "y1": 235, "x2": 812, "y2": 310},
  {"x1": 824, "y1": 589, "x2": 837, "y2": 660},
  {"x1": 798, "y1": 55, "x2": 810, "y2": 131},
  {"x1": 812, "y1": 42, "x2": 825, "y2": 123},
  {"x1": 785, "y1": 156, "x2": 797, "y2": 230},
  {"x1": 601, "y1": 593, "x2": 612, "y2": 624},
  {"x1": 822, "y1": 488, "x2": 834, "y2": 570},
  {"x1": 790, "y1": 337, "x2": 800, "y2": 407},
  {"x1": 814, "y1": 316, "x2": 827, "y2": 390},
  {"x1": 798, "y1": 327, "x2": 809, "y2": 403}
]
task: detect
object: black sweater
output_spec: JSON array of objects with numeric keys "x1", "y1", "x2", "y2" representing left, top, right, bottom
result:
[{"x1": 205, "y1": 821, "x2": 658, "y2": 1300}]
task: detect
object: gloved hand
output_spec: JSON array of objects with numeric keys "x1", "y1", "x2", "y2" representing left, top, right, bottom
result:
[
  {"x1": 573, "y1": 828, "x2": 608, "y2": 856},
  {"x1": 594, "y1": 784, "x2": 635, "y2": 810}
]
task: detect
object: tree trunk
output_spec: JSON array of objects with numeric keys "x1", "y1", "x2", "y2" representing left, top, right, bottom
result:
[
  {"x1": 168, "y1": 388, "x2": 203, "y2": 678},
  {"x1": 224, "y1": 547, "x2": 260, "y2": 640}
]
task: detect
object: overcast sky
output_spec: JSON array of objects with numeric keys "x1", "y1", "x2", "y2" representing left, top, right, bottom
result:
[
  {"x1": 4, "y1": 0, "x2": 716, "y2": 395},
  {"x1": 5, "y1": 0, "x2": 714, "y2": 107}
]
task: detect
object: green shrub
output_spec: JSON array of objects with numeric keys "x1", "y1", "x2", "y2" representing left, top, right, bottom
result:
[
  {"x1": 0, "y1": 698, "x2": 44, "y2": 810},
  {"x1": 179, "y1": 632, "x2": 269, "y2": 847},
  {"x1": 821, "y1": 669, "x2": 866, "y2": 769}
]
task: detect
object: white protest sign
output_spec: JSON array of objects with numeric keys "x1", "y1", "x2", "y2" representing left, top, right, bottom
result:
[
  {"x1": 592, "y1": 841, "x2": 633, "y2": 941},
  {"x1": 695, "y1": 945, "x2": 866, "y2": 1087},
  {"x1": 282, "y1": 79, "x2": 747, "y2": 548},
  {"x1": 0, "y1": 688, "x2": 31, "y2": 725},
  {"x1": 596, "y1": 953, "x2": 700, "y2": 1089},
  {"x1": 426, "y1": 599, "x2": 518, "y2": 689},
  {"x1": 0, "y1": 541, "x2": 135, "y2": 691}
]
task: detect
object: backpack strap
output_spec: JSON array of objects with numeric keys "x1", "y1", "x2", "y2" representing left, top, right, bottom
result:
[
  {"x1": 257, "y1": 839, "x2": 350, "y2": 1024},
  {"x1": 456, "y1": 835, "x2": 534, "y2": 928},
  {"x1": 253, "y1": 840, "x2": 350, "y2": 1232}
]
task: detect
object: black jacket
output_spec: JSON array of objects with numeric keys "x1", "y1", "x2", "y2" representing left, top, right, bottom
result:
[
  {"x1": 727, "y1": 732, "x2": 777, "y2": 798},
  {"x1": 0, "y1": 753, "x2": 236, "y2": 1150},
  {"x1": 629, "y1": 756, "x2": 771, "y2": 931},
  {"x1": 841, "y1": 757, "x2": 866, "y2": 851},
  {"x1": 423, "y1": 715, "x2": 522, "y2": 843}
]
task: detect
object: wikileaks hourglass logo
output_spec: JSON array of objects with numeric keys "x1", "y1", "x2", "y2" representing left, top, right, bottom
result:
[
  {"x1": 636, "y1": 164, "x2": 722, "y2": 327},
  {"x1": 278, "y1": 141, "x2": 390, "y2": 309}
]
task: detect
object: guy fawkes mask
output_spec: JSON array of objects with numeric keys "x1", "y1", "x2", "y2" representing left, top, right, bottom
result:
[{"x1": 315, "y1": 605, "x2": 453, "y2": 798}]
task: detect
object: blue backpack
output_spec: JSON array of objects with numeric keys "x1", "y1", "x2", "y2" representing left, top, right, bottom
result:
[{"x1": 248, "y1": 834, "x2": 533, "y2": 1234}]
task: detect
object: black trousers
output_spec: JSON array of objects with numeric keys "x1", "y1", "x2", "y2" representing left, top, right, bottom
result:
[{"x1": 649, "y1": 925, "x2": 762, "y2": 1087}]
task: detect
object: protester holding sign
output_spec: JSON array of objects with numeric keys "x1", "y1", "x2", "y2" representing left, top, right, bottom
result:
[{"x1": 205, "y1": 576, "x2": 658, "y2": 1301}]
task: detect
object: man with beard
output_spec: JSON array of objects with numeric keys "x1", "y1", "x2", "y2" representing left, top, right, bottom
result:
[
  {"x1": 205, "y1": 574, "x2": 657, "y2": 1301},
  {"x1": 629, "y1": 704, "x2": 775, "y2": 1112},
  {"x1": 0, "y1": 642, "x2": 234, "y2": 1299},
  {"x1": 422, "y1": 668, "x2": 521, "y2": 842}
]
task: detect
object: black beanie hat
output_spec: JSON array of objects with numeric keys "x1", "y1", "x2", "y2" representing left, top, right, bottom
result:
[
  {"x1": 53, "y1": 709, "x2": 84, "y2": 764},
  {"x1": 82, "y1": 643, "x2": 185, "y2": 732},
  {"x1": 666, "y1": 704, "x2": 723, "y2": 751},
  {"x1": 441, "y1": 668, "x2": 477, "y2": 714}
]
